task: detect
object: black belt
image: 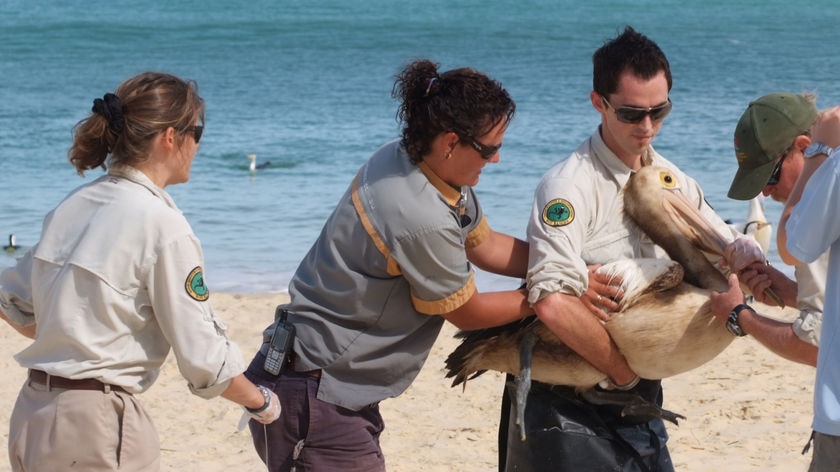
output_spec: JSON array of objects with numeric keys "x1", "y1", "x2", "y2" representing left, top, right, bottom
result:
[{"x1": 29, "y1": 369, "x2": 127, "y2": 393}]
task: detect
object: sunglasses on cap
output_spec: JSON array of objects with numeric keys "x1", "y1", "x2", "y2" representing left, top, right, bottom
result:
[
  {"x1": 178, "y1": 125, "x2": 204, "y2": 143},
  {"x1": 461, "y1": 135, "x2": 501, "y2": 160},
  {"x1": 602, "y1": 96, "x2": 673, "y2": 124}
]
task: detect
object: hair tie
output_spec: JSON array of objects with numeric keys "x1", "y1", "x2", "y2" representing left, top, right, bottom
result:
[
  {"x1": 92, "y1": 93, "x2": 125, "y2": 134},
  {"x1": 424, "y1": 77, "x2": 438, "y2": 97}
]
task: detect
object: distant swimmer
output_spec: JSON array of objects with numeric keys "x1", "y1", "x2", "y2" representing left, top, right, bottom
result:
[
  {"x1": 248, "y1": 153, "x2": 271, "y2": 173},
  {"x1": 4, "y1": 234, "x2": 19, "y2": 252}
]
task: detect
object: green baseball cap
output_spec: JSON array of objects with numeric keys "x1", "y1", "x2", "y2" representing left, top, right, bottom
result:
[{"x1": 728, "y1": 93, "x2": 817, "y2": 200}]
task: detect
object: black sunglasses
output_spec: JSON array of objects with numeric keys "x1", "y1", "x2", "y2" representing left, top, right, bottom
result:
[
  {"x1": 179, "y1": 125, "x2": 204, "y2": 143},
  {"x1": 462, "y1": 135, "x2": 501, "y2": 160},
  {"x1": 766, "y1": 150, "x2": 789, "y2": 186},
  {"x1": 602, "y1": 96, "x2": 673, "y2": 124}
]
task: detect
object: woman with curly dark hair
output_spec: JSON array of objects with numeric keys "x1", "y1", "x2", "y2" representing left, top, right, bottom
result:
[{"x1": 243, "y1": 59, "x2": 531, "y2": 471}]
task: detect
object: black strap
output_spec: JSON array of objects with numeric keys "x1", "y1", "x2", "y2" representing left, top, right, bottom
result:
[{"x1": 802, "y1": 429, "x2": 815, "y2": 455}]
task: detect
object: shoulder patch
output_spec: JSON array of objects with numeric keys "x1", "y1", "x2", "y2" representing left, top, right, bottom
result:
[
  {"x1": 542, "y1": 198, "x2": 575, "y2": 227},
  {"x1": 185, "y1": 266, "x2": 209, "y2": 301}
]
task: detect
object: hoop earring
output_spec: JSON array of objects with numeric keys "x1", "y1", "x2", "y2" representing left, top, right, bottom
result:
[{"x1": 445, "y1": 151, "x2": 452, "y2": 160}]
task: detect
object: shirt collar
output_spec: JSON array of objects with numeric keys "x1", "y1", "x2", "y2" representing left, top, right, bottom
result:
[
  {"x1": 416, "y1": 161, "x2": 463, "y2": 207},
  {"x1": 591, "y1": 128, "x2": 657, "y2": 186},
  {"x1": 108, "y1": 164, "x2": 180, "y2": 210}
]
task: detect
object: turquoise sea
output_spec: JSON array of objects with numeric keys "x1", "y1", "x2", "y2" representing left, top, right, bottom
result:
[{"x1": 2, "y1": 0, "x2": 840, "y2": 293}]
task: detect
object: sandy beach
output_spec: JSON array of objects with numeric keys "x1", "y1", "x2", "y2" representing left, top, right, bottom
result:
[{"x1": 0, "y1": 292, "x2": 815, "y2": 471}]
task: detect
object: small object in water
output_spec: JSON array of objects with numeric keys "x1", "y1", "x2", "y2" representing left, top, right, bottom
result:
[
  {"x1": 4, "y1": 234, "x2": 20, "y2": 252},
  {"x1": 248, "y1": 153, "x2": 271, "y2": 173}
]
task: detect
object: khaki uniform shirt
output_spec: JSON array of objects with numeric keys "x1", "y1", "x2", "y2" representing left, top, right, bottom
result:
[
  {"x1": 0, "y1": 165, "x2": 243, "y2": 398},
  {"x1": 792, "y1": 250, "x2": 828, "y2": 346},
  {"x1": 527, "y1": 129, "x2": 736, "y2": 304}
]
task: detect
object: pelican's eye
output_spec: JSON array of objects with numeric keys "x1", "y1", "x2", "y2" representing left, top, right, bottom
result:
[{"x1": 658, "y1": 171, "x2": 678, "y2": 189}]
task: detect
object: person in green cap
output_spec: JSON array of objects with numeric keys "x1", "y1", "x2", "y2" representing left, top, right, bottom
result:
[{"x1": 709, "y1": 92, "x2": 826, "y2": 367}]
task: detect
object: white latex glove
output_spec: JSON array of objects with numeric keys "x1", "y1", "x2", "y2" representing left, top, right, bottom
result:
[
  {"x1": 242, "y1": 385, "x2": 281, "y2": 425},
  {"x1": 724, "y1": 237, "x2": 765, "y2": 273}
]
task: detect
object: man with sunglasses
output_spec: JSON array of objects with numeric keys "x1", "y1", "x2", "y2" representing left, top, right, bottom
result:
[
  {"x1": 499, "y1": 27, "x2": 764, "y2": 472},
  {"x1": 708, "y1": 93, "x2": 825, "y2": 369}
]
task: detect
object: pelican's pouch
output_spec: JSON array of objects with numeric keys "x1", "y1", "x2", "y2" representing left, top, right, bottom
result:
[{"x1": 499, "y1": 378, "x2": 671, "y2": 472}]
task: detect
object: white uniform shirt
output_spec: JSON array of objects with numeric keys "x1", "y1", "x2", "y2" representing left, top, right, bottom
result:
[
  {"x1": 0, "y1": 165, "x2": 244, "y2": 397},
  {"x1": 527, "y1": 129, "x2": 736, "y2": 304}
]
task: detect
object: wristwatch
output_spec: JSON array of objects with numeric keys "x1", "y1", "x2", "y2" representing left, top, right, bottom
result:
[
  {"x1": 246, "y1": 384, "x2": 272, "y2": 413},
  {"x1": 804, "y1": 142, "x2": 833, "y2": 159},
  {"x1": 726, "y1": 304, "x2": 754, "y2": 337}
]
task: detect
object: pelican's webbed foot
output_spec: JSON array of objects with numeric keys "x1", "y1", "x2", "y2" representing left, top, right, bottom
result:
[{"x1": 578, "y1": 387, "x2": 686, "y2": 426}]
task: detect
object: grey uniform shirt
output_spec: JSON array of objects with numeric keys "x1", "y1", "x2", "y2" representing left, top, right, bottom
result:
[
  {"x1": 0, "y1": 165, "x2": 244, "y2": 398},
  {"x1": 527, "y1": 129, "x2": 737, "y2": 304},
  {"x1": 285, "y1": 140, "x2": 489, "y2": 411}
]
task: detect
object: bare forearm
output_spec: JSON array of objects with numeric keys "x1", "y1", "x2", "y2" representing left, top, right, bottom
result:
[
  {"x1": 0, "y1": 310, "x2": 36, "y2": 339},
  {"x1": 467, "y1": 232, "x2": 528, "y2": 278},
  {"x1": 443, "y1": 288, "x2": 531, "y2": 330},
  {"x1": 534, "y1": 292, "x2": 635, "y2": 385},
  {"x1": 779, "y1": 147, "x2": 829, "y2": 265},
  {"x1": 740, "y1": 312, "x2": 817, "y2": 367},
  {"x1": 777, "y1": 208, "x2": 798, "y2": 265},
  {"x1": 220, "y1": 374, "x2": 268, "y2": 410}
]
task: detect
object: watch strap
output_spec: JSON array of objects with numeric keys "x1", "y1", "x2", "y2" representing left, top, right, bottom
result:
[
  {"x1": 804, "y1": 142, "x2": 833, "y2": 159},
  {"x1": 726, "y1": 303, "x2": 753, "y2": 337},
  {"x1": 246, "y1": 384, "x2": 272, "y2": 413}
]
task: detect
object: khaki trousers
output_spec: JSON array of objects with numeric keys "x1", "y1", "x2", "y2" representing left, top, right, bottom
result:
[{"x1": 8, "y1": 380, "x2": 160, "y2": 471}]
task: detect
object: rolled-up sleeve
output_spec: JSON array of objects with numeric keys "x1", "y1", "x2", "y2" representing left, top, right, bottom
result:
[
  {"x1": 526, "y1": 174, "x2": 589, "y2": 305},
  {"x1": 149, "y1": 235, "x2": 245, "y2": 399},
  {"x1": 0, "y1": 250, "x2": 36, "y2": 327}
]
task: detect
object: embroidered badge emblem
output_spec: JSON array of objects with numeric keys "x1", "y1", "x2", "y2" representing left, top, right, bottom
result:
[
  {"x1": 185, "y1": 266, "x2": 209, "y2": 301},
  {"x1": 542, "y1": 199, "x2": 575, "y2": 226}
]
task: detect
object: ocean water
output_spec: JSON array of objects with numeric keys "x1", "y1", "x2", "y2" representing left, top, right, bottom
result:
[{"x1": 2, "y1": 0, "x2": 840, "y2": 293}]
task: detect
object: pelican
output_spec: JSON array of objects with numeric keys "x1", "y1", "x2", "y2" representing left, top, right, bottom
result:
[
  {"x1": 248, "y1": 153, "x2": 271, "y2": 173},
  {"x1": 445, "y1": 166, "x2": 747, "y2": 438},
  {"x1": 4, "y1": 234, "x2": 19, "y2": 253},
  {"x1": 726, "y1": 195, "x2": 772, "y2": 254}
]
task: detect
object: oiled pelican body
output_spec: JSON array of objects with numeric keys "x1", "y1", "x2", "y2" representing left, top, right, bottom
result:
[
  {"x1": 447, "y1": 258, "x2": 729, "y2": 388},
  {"x1": 445, "y1": 166, "x2": 736, "y2": 432}
]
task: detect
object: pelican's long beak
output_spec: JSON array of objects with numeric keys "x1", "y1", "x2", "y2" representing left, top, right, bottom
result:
[
  {"x1": 659, "y1": 187, "x2": 784, "y2": 307},
  {"x1": 659, "y1": 189, "x2": 728, "y2": 256}
]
